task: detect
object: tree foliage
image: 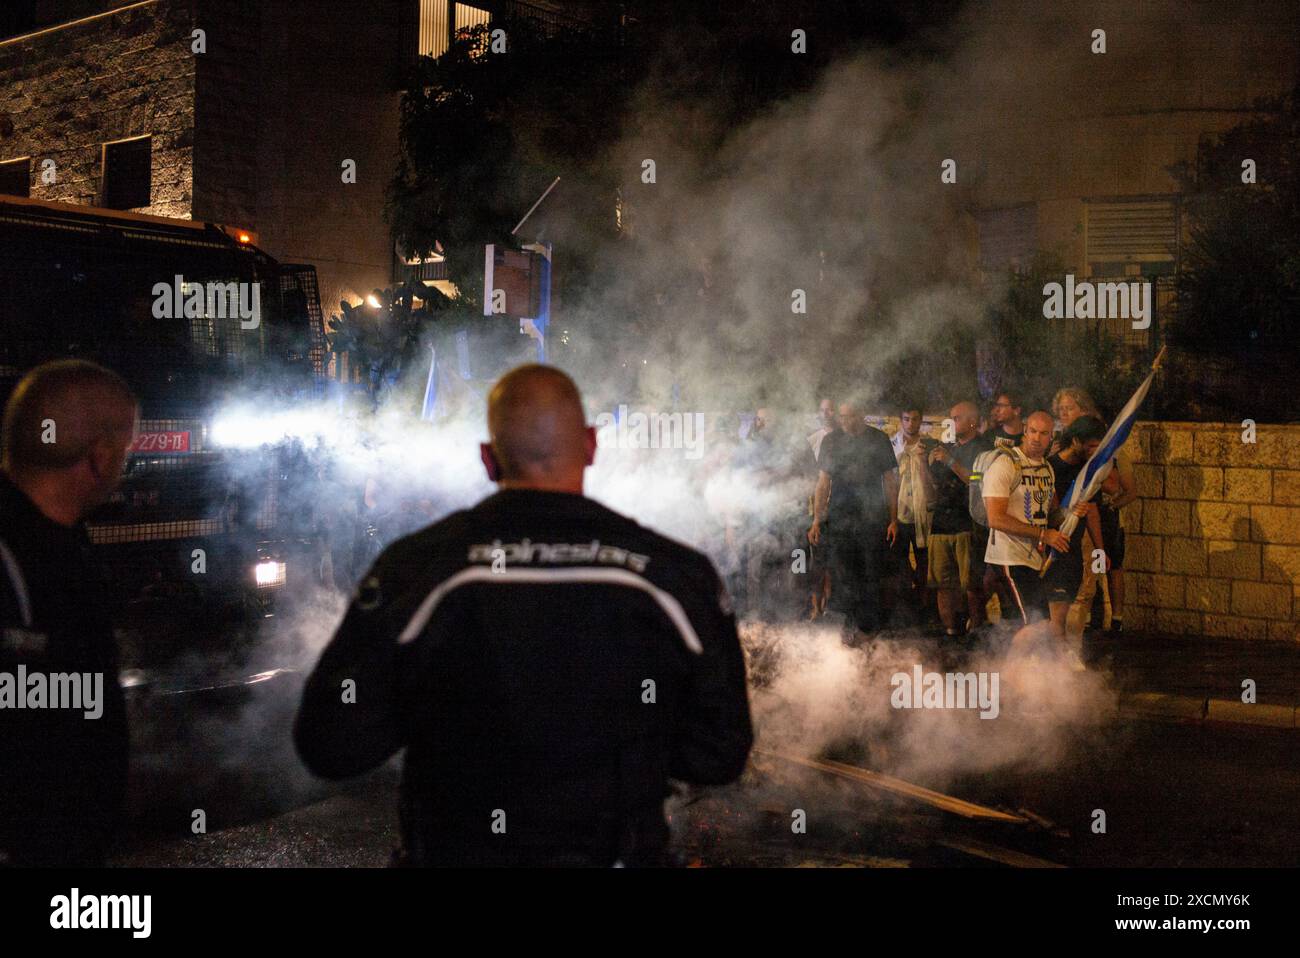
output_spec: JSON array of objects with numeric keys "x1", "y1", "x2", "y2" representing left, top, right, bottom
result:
[
  {"x1": 387, "y1": 19, "x2": 629, "y2": 307},
  {"x1": 982, "y1": 258, "x2": 1138, "y2": 420},
  {"x1": 1169, "y1": 83, "x2": 1300, "y2": 361},
  {"x1": 1161, "y1": 83, "x2": 1300, "y2": 420},
  {"x1": 325, "y1": 282, "x2": 458, "y2": 402}
]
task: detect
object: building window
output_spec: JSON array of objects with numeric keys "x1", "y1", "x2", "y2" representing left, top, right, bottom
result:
[
  {"x1": 418, "y1": 0, "x2": 490, "y2": 58},
  {"x1": 418, "y1": 0, "x2": 451, "y2": 58},
  {"x1": 0, "y1": 157, "x2": 30, "y2": 197},
  {"x1": 1085, "y1": 198, "x2": 1179, "y2": 278},
  {"x1": 455, "y1": 2, "x2": 491, "y2": 32},
  {"x1": 102, "y1": 136, "x2": 152, "y2": 210}
]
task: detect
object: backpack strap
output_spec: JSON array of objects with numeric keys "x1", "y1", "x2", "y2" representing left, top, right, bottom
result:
[{"x1": 1003, "y1": 446, "x2": 1027, "y2": 496}]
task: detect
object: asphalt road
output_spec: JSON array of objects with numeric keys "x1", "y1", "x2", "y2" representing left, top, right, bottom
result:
[
  {"x1": 109, "y1": 706, "x2": 1300, "y2": 868},
  {"x1": 102, "y1": 605, "x2": 1300, "y2": 868}
]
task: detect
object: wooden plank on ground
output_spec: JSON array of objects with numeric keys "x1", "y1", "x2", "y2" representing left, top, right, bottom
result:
[
  {"x1": 757, "y1": 748, "x2": 1028, "y2": 824},
  {"x1": 937, "y1": 837, "x2": 1065, "y2": 869}
]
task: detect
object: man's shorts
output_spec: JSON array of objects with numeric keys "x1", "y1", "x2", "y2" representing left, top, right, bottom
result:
[
  {"x1": 995, "y1": 563, "x2": 1050, "y2": 624},
  {"x1": 1098, "y1": 505, "x2": 1126, "y2": 568},
  {"x1": 1043, "y1": 551, "x2": 1084, "y2": 606},
  {"x1": 927, "y1": 532, "x2": 971, "y2": 591}
]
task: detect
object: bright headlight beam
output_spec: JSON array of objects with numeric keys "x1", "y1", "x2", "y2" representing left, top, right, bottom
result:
[{"x1": 254, "y1": 561, "x2": 285, "y2": 586}]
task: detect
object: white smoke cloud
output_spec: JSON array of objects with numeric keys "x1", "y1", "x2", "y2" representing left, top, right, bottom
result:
[{"x1": 744, "y1": 621, "x2": 1118, "y2": 794}]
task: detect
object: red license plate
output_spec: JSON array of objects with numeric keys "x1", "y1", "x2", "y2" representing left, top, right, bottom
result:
[{"x1": 130, "y1": 431, "x2": 191, "y2": 454}]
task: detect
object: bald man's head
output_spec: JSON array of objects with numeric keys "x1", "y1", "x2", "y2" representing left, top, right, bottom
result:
[
  {"x1": 949, "y1": 400, "x2": 979, "y2": 441},
  {"x1": 482, "y1": 365, "x2": 595, "y2": 491},
  {"x1": 3, "y1": 360, "x2": 137, "y2": 477},
  {"x1": 2, "y1": 360, "x2": 138, "y2": 523},
  {"x1": 1023, "y1": 410, "x2": 1056, "y2": 459}
]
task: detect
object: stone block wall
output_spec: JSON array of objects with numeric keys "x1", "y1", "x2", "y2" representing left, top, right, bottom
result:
[
  {"x1": 0, "y1": 0, "x2": 197, "y2": 217},
  {"x1": 1121, "y1": 422, "x2": 1299, "y2": 641}
]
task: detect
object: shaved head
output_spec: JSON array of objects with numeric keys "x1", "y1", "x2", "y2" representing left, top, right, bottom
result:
[
  {"x1": 2, "y1": 359, "x2": 138, "y2": 524},
  {"x1": 484, "y1": 365, "x2": 594, "y2": 489},
  {"x1": 949, "y1": 400, "x2": 979, "y2": 440},
  {"x1": 3, "y1": 360, "x2": 136, "y2": 477},
  {"x1": 1026, "y1": 410, "x2": 1055, "y2": 432},
  {"x1": 1023, "y1": 410, "x2": 1056, "y2": 459}
]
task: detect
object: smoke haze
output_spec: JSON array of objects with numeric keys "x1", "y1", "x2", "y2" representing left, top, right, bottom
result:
[{"x1": 202, "y1": 0, "x2": 1151, "y2": 814}]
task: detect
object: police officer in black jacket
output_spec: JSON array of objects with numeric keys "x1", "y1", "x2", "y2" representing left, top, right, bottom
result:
[
  {"x1": 0, "y1": 360, "x2": 136, "y2": 866},
  {"x1": 295, "y1": 364, "x2": 753, "y2": 866}
]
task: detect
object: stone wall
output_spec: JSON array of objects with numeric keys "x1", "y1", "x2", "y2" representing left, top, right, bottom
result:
[
  {"x1": 191, "y1": 0, "x2": 259, "y2": 229},
  {"x1": 1119, "y1": 422, "x2": 1299, "y2": 641},
  {"x1": 0, "y1": 0, "x2": 196, "y2": 217},
  {"x1": 232, "y1": 0, "x2": 403, "y2": 315}
]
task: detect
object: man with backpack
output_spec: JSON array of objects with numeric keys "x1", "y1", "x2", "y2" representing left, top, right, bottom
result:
[{"x1": 976, "y1": 411, "x2": 1070, "y2": 626}]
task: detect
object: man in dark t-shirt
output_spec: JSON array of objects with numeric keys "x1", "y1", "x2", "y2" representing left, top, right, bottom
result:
[
  {"x1": 990, "y1": 390, "x2": 1025, "y2": 448},
  {"x1": 926, "y1": 401, "x2": 994, "y2": 638},
  {"x1": 1044, "y1": 415, "x2": 1108, "y2": 640},
  {"x1": 809, "y1": 402, "x2": 898, "y2": 639}
]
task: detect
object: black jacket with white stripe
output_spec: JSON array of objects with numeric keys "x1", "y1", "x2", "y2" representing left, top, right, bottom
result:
[
  {"x1": 294, "y1": 488, "x2": 753, "y2": 866},
  {"x1": 0, "y1": 474, "x2": 129, "y2": 866}
]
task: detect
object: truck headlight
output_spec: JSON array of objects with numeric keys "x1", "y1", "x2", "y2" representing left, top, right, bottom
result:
[{"x1": 254, "y1": 560, "x2": 286, "y2": 588}]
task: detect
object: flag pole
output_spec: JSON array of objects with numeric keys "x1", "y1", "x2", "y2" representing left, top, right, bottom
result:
[{"x1": 1039, "y1": 346, "x2": 1167, "y2": 578}]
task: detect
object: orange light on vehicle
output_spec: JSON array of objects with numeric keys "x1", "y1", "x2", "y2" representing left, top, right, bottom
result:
[{"x1": 237, "y1": 232, "x2": 251, "y2": 244}]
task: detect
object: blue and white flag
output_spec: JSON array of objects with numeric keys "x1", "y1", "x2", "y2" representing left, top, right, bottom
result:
[
  {"x1": 1044, "y1": 349, "x2": 1165, "y2": 573},
  {"x1": 532, "y1": 242, "x2": 551, "y2": 363},
  {"x1": 420, "y1": 344, "x2": 438, "y2": 422}
]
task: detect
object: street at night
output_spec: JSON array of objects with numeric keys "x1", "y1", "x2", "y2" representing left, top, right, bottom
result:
[{"x1": 106, "y1": 627, "x2": 1300, "y2": 869}]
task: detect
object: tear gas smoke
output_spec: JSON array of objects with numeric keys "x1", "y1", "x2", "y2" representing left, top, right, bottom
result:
[
  {"x1": 201, "y1": 2, "x2": 1138, "y2": 818},
  {"x1": 743, "y1": 622, "x2": 1118, "y2": 792}
]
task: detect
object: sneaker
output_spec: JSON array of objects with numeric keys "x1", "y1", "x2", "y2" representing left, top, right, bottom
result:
[{"x1": 1064, "y1": 648, "x2": 1087, "y2": 672}]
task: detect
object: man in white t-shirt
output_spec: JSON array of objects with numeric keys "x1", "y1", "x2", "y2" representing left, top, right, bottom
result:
[{"x1": 982, "y1": 410, "x2": 1069, "y2": 625}]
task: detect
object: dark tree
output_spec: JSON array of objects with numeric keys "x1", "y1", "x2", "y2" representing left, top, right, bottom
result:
[
  {"x1": 1167, "y1": 83, "x2": 1300, "y2": 420},
  {"x1": 981, "y1": 257, "x2": 1135, "y2": 419},
  {"x1": 387, "y1": 18, "x2": 630, "y2": 307}
]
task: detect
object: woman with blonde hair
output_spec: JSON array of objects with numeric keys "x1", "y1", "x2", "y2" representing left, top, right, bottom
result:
[{"x1": 1052, "y1": 387, "x2": 1101, "y2": 433}]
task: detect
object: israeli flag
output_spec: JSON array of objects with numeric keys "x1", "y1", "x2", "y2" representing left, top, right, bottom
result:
[{"x1": 1044, "y1": 350, "x2": 1164, "y2": 572}]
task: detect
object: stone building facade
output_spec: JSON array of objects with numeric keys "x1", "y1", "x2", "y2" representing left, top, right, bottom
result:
[
  {"x1": 0, "y1": 0, "x2": 405, "y2": 316},
  {"x1": 0, "y1": 0, "x2": 603, "y2": 325},
  {"x1": 958, "y1": 0, "x2": 1300, "y2": 356},
  {"x1": 965, "y1": 0, "x2": 1300, "y2": 273},
  {"x1": 0, "y1": 1, "x2": 196, "y2": 217}
]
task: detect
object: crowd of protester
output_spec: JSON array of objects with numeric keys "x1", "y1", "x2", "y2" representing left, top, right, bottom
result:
[
  {"x1": 724, "y1": 386, "x2": 1137, "y2": 657},
  {"x1": 0, "y1": 358, "x2": 1134, "y2": 867}
]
